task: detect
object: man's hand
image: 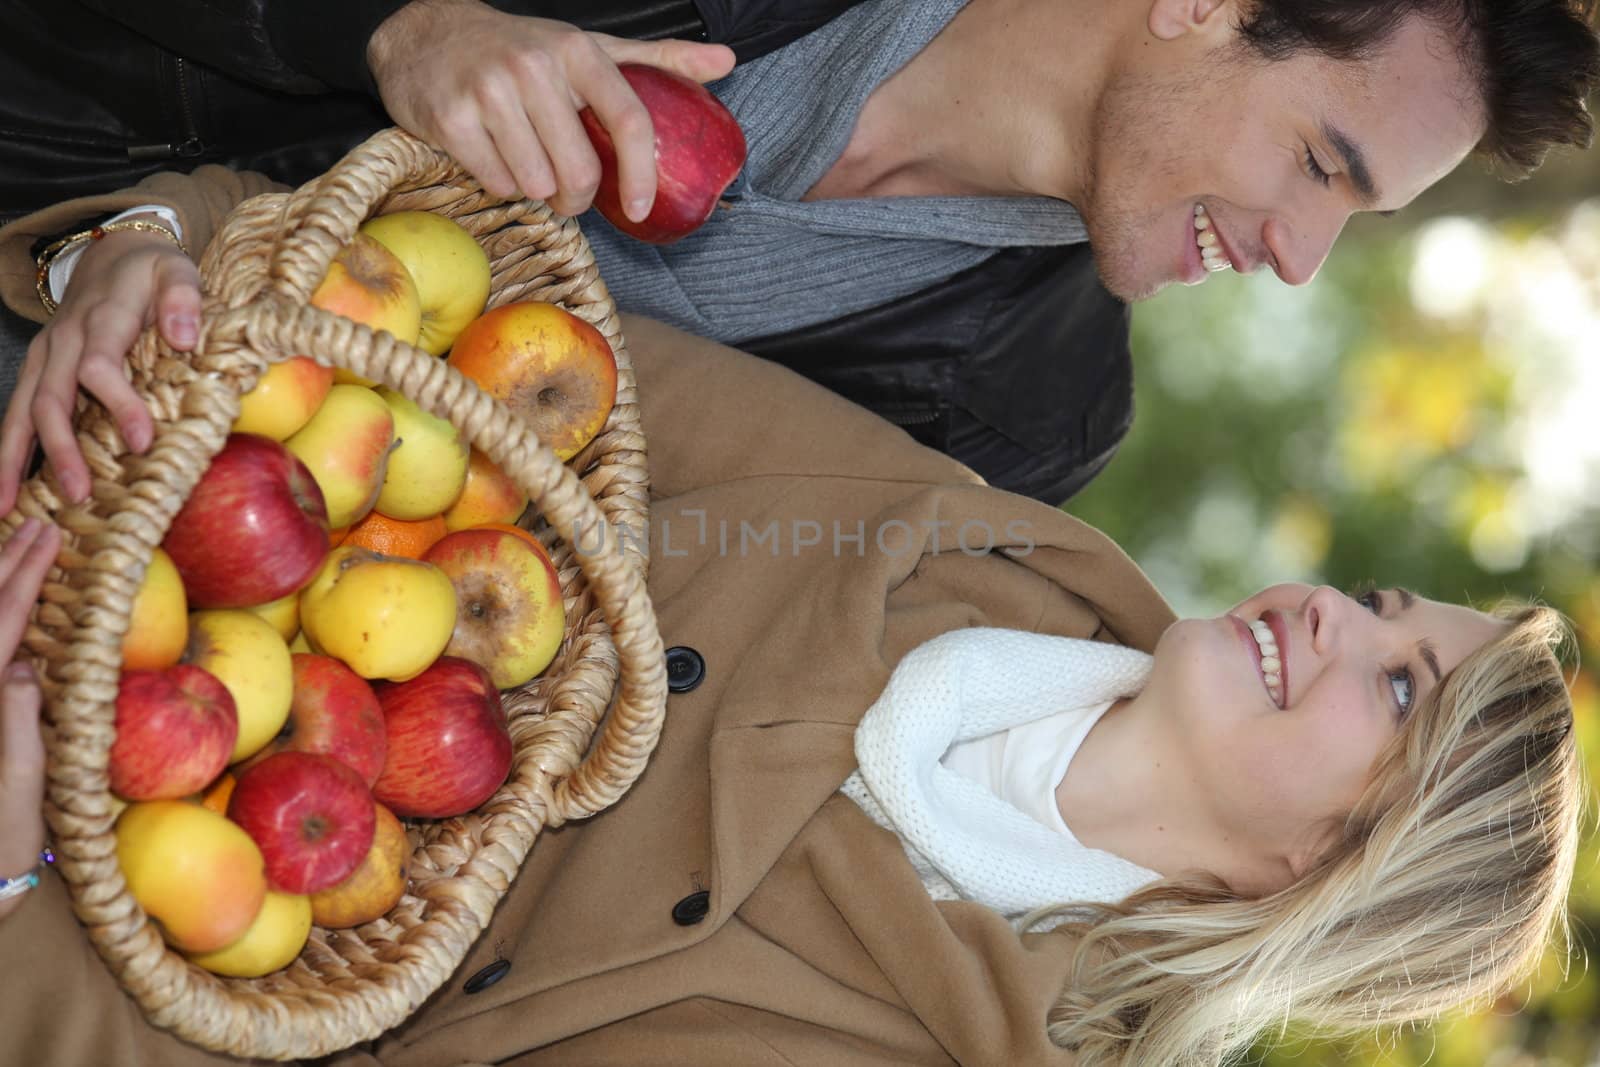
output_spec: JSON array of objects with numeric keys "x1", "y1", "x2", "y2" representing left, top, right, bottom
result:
[
  {"x1": 368, "y1": 0, "x2": 736, "y2": 221},
  {"x1": 0, "y1": 517, "x2": 61, "y2": 922},
  {"x1": 0, "y1": 227, "x2": 199, "y2": 513}
]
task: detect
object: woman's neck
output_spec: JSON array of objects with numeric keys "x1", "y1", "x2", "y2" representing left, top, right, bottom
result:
[
  {"x1": 1055, "y1": 693, "x2": 1297, "y2": 897},
  {"x1": 804, "y1": 0, "x2": 1116, "y2": 203}
]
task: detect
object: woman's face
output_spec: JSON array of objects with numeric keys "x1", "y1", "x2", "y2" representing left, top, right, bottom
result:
[{"x1": 1147, "y1": 583, "x2": 1507, "y2": 871}]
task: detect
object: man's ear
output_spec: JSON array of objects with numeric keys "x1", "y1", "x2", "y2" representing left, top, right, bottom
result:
[{"x1": 1148, "y1": 0, "x2": 1231, "y2": 42}]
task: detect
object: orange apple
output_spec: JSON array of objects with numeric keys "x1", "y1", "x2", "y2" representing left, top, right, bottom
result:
[
  {"x1": 442, "y1": 448, "x2": 528, "y2": 532},
  {"x1": 311, "y1": 233, "x2": 423, "y2": 386},
  {"x1": 121, "y1": 546, "x2": 187, "y2": 670},
  {"x1": 115, "y1": 800, "x2": 268, "y2": 953},
  {"x1": 285, "y1": 384, "x2": 398, "y2": 528},
  {"x1": 200, "y1": 772, "x2": 237, "y2": 816},
  {"x1": 309, "y1": 801, "x2": 409, "y2": 928},
  {"x1": 446, "y1": 302, "x2": 617, "y2": 461},
  {"x1": 232, "y1": 356, "x2": 335, "y2": 441},
  {"x1": 423, "y1": 527, "x2": 565, "y2": 689}
]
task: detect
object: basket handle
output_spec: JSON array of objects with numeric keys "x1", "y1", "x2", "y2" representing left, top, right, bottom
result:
[{"x1": 209, "y1": 297, "x2": 668, "y2": 820}]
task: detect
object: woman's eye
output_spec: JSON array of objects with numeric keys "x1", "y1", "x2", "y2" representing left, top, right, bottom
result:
[
  {"x1": 1304, "y1": 145, "x2": 1333, "y2": 187},
  {"x1": 1389, "y1": 669, "x2": 1415, "y2": 716},
  {"x1": 1356, "y1": 588, "x2": 1382, "y2": 614}
]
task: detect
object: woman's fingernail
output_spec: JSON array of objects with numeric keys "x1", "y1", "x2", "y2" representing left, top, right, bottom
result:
[
  {"x1": 6, "y1": 661, "x2": 35, "y2": 685},
  {"x1": 627, "y1": 198, "x2": 651, "y2": 222},
  {"x1": 169, "y1": 315, "x2": 198, "y2": 348}
]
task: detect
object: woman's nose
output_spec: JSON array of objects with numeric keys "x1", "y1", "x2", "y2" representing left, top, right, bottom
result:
[{"x1": 1300, "y1": 585, "x2": 1350, "y2": 654}]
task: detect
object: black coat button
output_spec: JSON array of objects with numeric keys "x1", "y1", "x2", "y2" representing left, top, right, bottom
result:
[
  {"x1": 671, "y1": 889, "x2": 711, "y2": 926},
  {"x1": 463, "y1": 959, "x2": 511, "y2": 993},
  {"x1": 665, "y1": 646, "x2": 705, "y2": 693}
]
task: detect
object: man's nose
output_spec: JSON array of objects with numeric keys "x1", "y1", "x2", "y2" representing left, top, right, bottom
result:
[{"x1": 1262, "y1": 210, "x2": 1349, "y2": 286}]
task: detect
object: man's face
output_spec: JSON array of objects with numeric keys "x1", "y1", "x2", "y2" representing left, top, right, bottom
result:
[{"x1": 1080, "y1": 8, "x2": 1486, "y2": 302}]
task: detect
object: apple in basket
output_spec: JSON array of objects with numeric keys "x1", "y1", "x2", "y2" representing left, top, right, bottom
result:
[
  {"x1": 297, "y1": 545, "x2": 458, "y2": 682},
  {"x1": 309, "y1": 800, "x2": 410, "y2": 929},
  {"x1": 186, "y1": 888, "x2": 313, "y2": 979},
  {"x1": 423, "y1": 526, "x2": 565, "y2": 690},
  {"x1": 359, "y1": 210, "x2": 492, "y2": 356},
  {"x1": 236, "y1": 653, "x2": 387, "y2": 787},
  {"x1": 184, "y1": 609, "x2": 294, "y2": 765},
  {"x1": 162, "y1": 433, "x2": 331, "y2": 610},
  {"x1": 115, "y1": 800, "x2": 268, "y2": 954},
  {"x1": 312, "y1": 232, "x2": 424, "y2": 387},
  {"x1": 109, "y1": 664, "x2": 238, "y2": 801},
  {"x1": 580, "y1": 62, "x2": 748, "y2": 244},
  {"x1": 228, "y1": 750, "x2": 377, "y2": 894},
  {"x1": 442, "y1": 448, "x2": 528, "y2": 531},
  {"x1": 446, "y1": 301, "x2": 618, "y2": 462},
  {"x1": 372, "y1": 656, "x2": 513, "y2": 819}
]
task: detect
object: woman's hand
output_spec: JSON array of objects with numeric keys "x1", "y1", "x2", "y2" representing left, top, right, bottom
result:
[
  {"x1": 0, "y1": 517, "x2": 62, "y2": 922},
  {"x1": 367, "y1": 0, "x2": 736, "y2": 221},
  {"x1": 0, "y1": 225, "x2": 200, "y2": 513}
]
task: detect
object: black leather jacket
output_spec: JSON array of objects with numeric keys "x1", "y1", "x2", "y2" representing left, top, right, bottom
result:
[{"x1": 0, "y1": 0, "x2": 1131, "y2": 504}]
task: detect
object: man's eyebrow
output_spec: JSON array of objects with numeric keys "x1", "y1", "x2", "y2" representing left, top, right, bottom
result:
[
  {"x1": 1321, "y1": 121, "x2": 1390, "y2": 213},
  {"x1": 1393, "y1": 588, "x2": 1443, "y2": 684}
]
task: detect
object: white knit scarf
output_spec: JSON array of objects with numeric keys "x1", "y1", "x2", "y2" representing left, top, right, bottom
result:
[{"x1": 841, "y1": 628, "x2": 1161, "y2": 924}]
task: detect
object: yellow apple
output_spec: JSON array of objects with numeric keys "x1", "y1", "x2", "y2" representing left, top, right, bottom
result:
[
  {"x1": 232, "y1": 356, "x2": 335, "y2": 440},
  {"x1": 359, "y1": 211, "x2": 491, "y2": 356},
  {"x1": 311, "y1": 233, "x2": 423, "y2": 386},
  {"x1": 442, "y1": 448, "x2": 528, "y2": 532},
  {"x1": 186, "y1": 889, "x2": 312, "y2": 978},
  {"x1": 373, "y1": 387, "x2": 469, "y2": 520},
  {"x1": 122, "y1": 546, "x2": 187, "y2": 670},
  {"x1": 298, "y1": 545, "x2": 456, "y2": 681},
  {"x1": 115, "y1": 800, "x2": 268, "y2": 953},
  {"x1": 184, "y1": 610, "x2": 294, "y2": 764},
  {"x1": 285, "y1": 384, "x2": 397, "y2": 528},
  {"x1": 423, "y1": 527, "x2": 565, "y2": 689},
  {"x1": 309, "y1": 801, "x2": 409, "y2": 929},
  {"x1": 247, "y1": 591, "x2": 300, "y2": 642}
]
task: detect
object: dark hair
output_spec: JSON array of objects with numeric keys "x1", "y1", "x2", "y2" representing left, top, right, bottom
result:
[{"x1": 1235, "y1": 0, "x2": 1600, "y2": 177}]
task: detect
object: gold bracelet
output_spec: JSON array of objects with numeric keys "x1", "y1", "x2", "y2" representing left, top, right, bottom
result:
[{"x1": 34, "y1": 218, "x2": 187, "y2": 316}]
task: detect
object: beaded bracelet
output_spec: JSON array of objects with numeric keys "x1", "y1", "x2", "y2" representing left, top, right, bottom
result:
[
  {"x1": 0, "y1": 847, "x2": 50, "y2": 903},
  {"x1": 33, "y1": 218, "x2": 187, "y2": 316}
]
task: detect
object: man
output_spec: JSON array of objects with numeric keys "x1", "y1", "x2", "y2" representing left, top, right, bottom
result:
[{"x1": 1, "y1": 0, "x2": 1596, "y2": 504}]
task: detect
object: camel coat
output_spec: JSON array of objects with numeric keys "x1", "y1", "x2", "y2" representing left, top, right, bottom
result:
[{"x1": 0, "y1": 178, "x2": 1177, "y2": 1067}]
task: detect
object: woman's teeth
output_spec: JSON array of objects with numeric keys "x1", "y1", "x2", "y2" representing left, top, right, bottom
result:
[
  {"x1": 1249, "y1": 618, "x2": 1283, "y2": 705},
  {"x1": 1194, "y1": 204, "x2": 1233, "y2": 273}
]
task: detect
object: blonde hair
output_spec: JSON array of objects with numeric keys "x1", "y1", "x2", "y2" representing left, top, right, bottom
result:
[{"x1": 1031, "y1": 603, "x2": 1583, "y2": 1066}]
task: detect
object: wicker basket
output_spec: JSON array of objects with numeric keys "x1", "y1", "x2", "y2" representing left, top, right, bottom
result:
[{"x1": 3, "y1": 128, "x2": 667, "y2": 1060}]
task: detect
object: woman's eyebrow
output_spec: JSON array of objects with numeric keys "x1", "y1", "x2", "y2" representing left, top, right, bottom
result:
[{"x1": 1393, "y1": 588, "x2": 1442, "y2": 682}]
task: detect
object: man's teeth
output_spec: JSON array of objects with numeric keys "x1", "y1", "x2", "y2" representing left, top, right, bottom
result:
[
  {"x1": 1194, "y1": 204, "x2": 1233, "y2": 273},
  {"x1": 1249, "y1": 619, "x2": 1282, "y2": 704}
]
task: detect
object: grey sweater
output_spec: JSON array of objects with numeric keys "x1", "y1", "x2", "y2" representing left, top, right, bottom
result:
[{"x1": 577, "y1": 0, "x2": 1088, "y2": 345}]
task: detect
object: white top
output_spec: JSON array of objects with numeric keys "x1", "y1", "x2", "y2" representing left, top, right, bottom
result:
[
  {"x1": 840, "y1": 628, "x2": 1160, "y2": 924},
  {"x1": 941, "y1": 698, "x2": 1115, "y2": 840}
]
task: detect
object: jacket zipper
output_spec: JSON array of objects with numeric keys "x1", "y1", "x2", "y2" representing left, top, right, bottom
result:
[
  {"x1": 881, "y1": 408, "x2": 941, "y2": 427},
  {"x1": 128, "y1": 57, "x2": 205, "y2": 162}
]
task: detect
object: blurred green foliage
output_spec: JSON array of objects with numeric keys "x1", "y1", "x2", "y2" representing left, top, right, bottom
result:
[{"x1": 1068, "y1": 199, "x2": 1600, "y2": 1067}]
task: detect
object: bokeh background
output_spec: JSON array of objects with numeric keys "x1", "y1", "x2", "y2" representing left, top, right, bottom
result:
[{"x1": 1068, "y1": 148, "x2": 1600, "y2": 1066}]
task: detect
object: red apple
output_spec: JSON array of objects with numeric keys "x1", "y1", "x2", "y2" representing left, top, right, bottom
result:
[
  {"x1": 372, "y1": 657, "x2": 513, "y2": 819},
  {"x1": 580, "y1": 63, "x2": 747, "y2": 244},
  {"x1": 237, "y1": 654, "x2": 387, "y2": 786},
  {"x1": 163, "y1": 433, "x2": 331, "y2": 608},
  {"x1": 228, "y1": 751, "x2": 376, "y2": 894},
  {"x1": 110, "y1": 665, "x2": 239, "y2": 800}
]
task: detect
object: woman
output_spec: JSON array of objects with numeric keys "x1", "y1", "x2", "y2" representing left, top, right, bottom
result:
[{"x1": 0, "y1": 178, "x2": 1582, "y2": 1067}]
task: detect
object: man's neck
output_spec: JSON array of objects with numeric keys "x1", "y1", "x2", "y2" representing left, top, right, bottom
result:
[{"x1": 804, "y1": 0, "x2": 1122, "y2": 203}]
